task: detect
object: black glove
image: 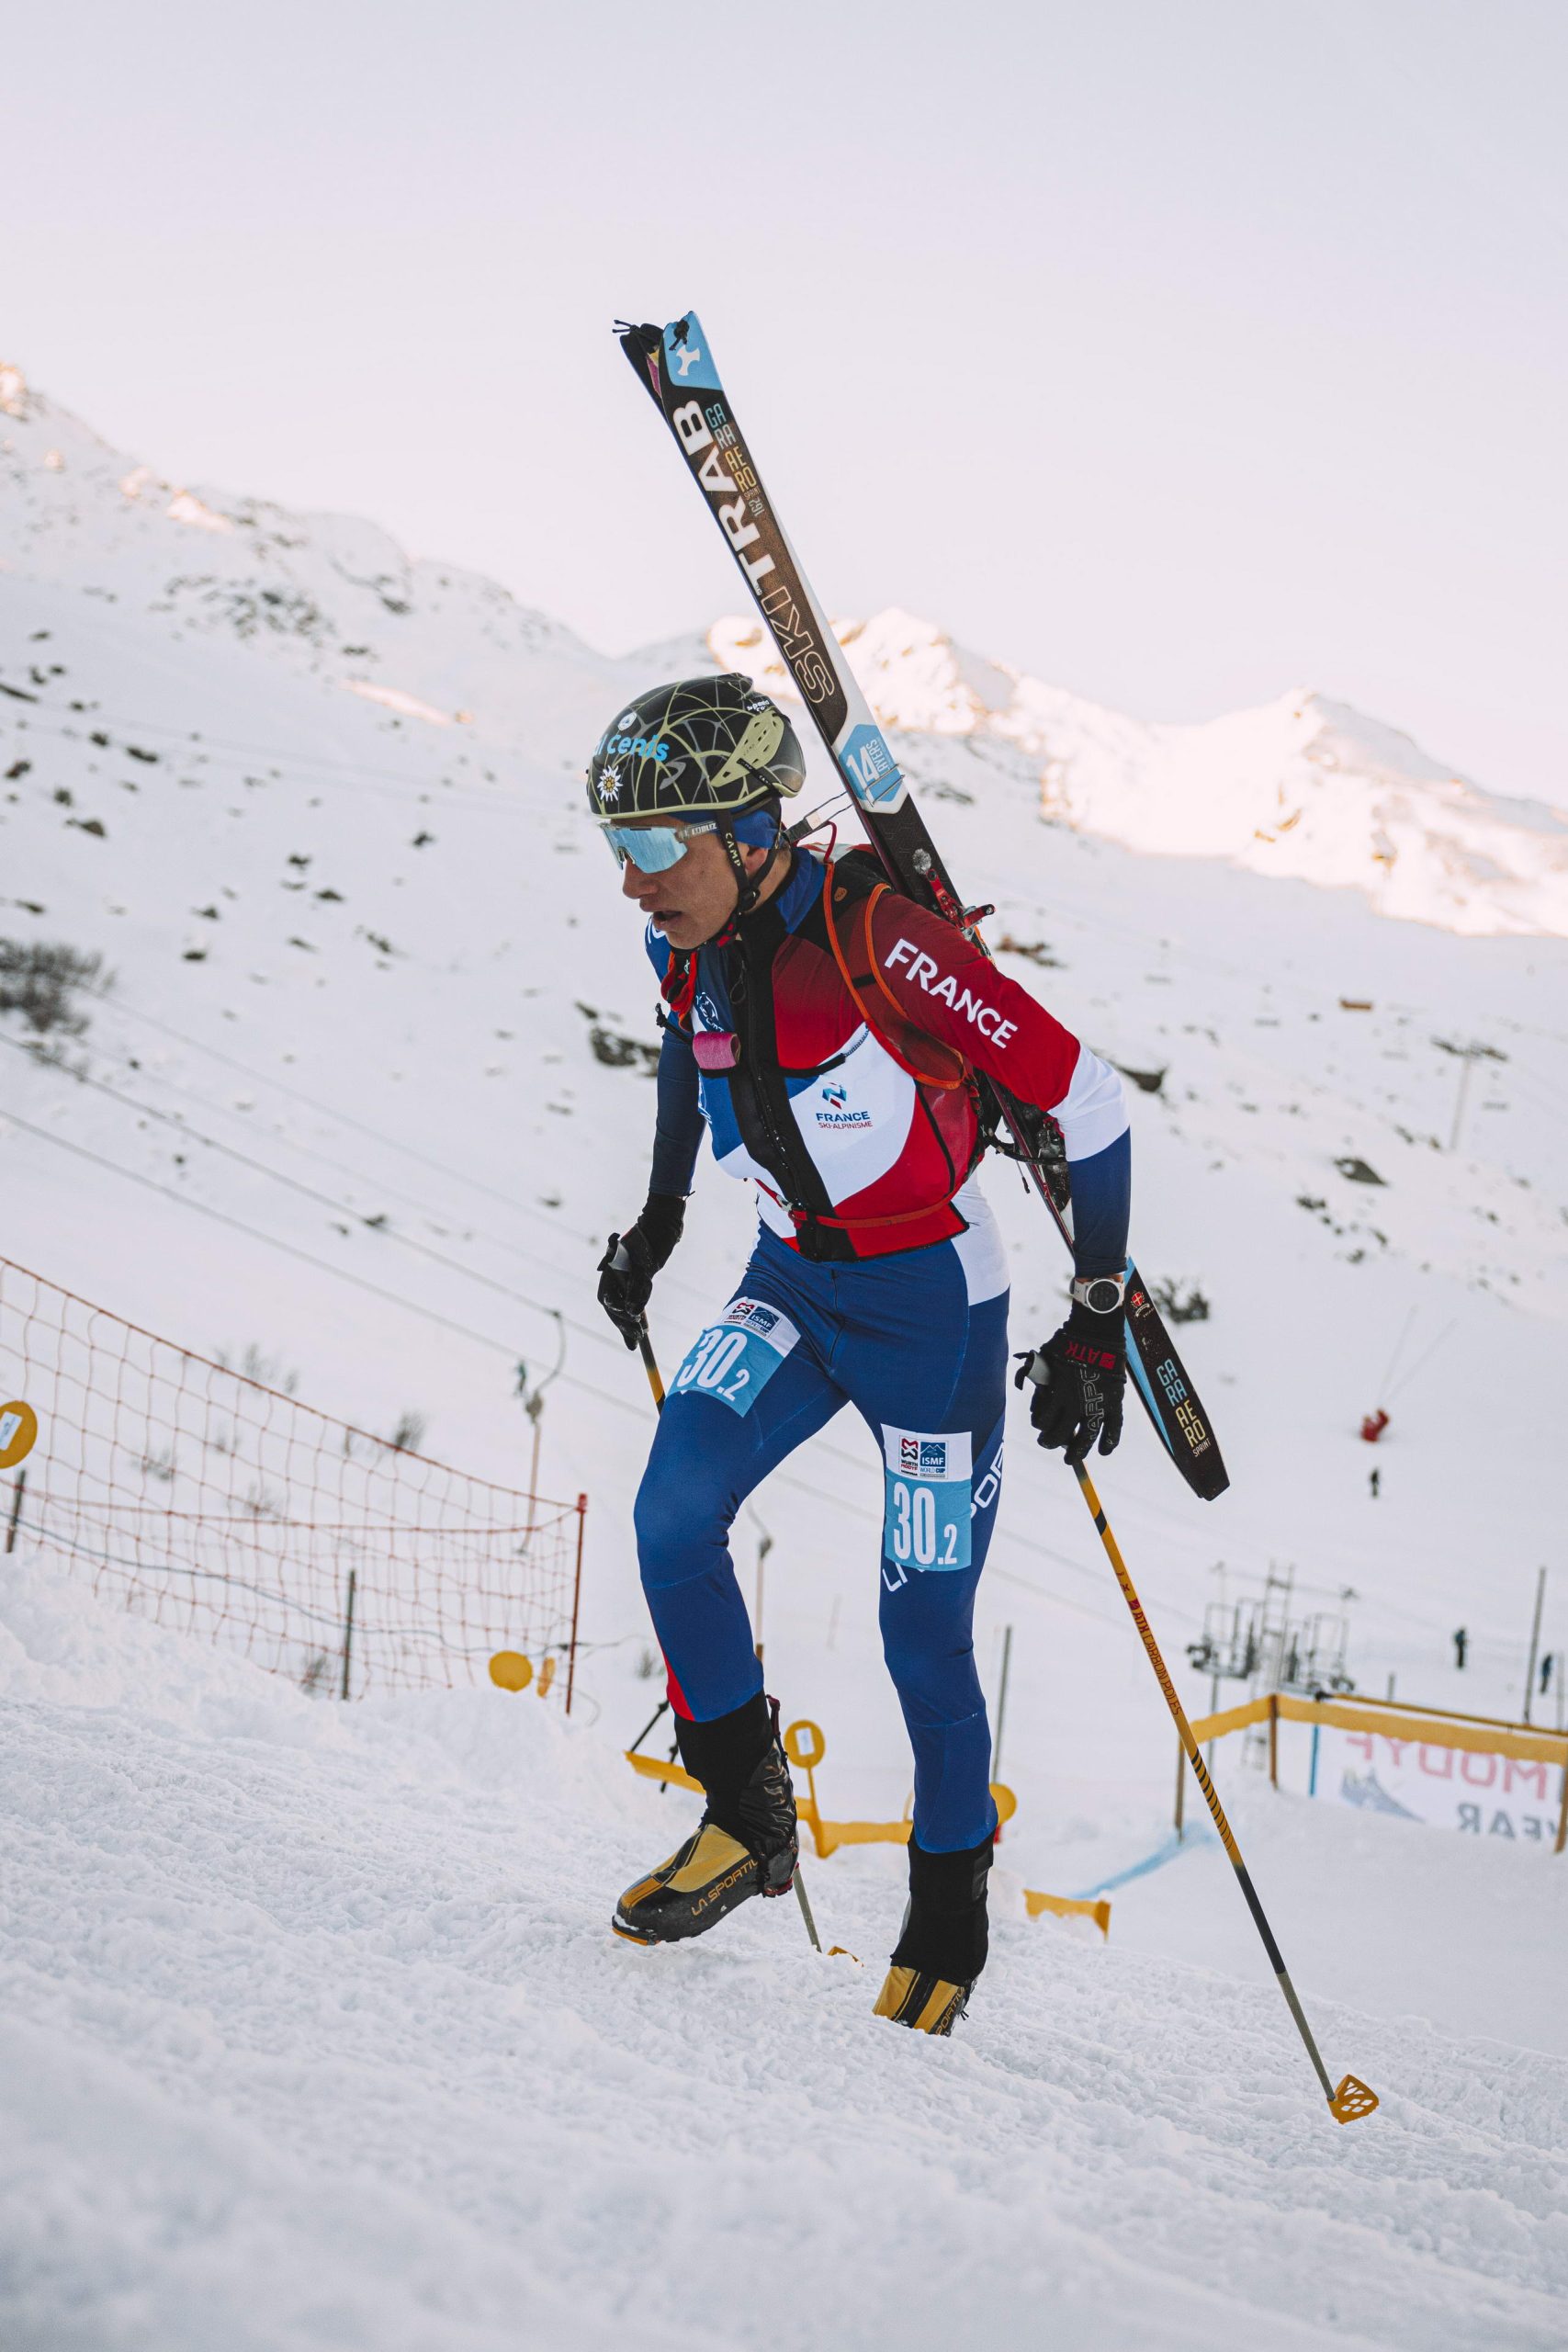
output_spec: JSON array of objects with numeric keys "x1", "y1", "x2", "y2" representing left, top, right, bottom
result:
[
  {"x1": 597, "y1": 1194, "x2": 686, "y2": 1349},
  {"x1": 1013, "y1": 1300, "x2": 1125, "y2": 1465}
]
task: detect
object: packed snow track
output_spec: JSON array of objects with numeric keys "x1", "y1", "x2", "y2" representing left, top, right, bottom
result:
[{"x1": 2, "y1": 1562, "x2": 1563, "y2": 2352}]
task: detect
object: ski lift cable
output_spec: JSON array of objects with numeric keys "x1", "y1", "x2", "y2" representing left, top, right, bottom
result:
[
  {"x1": 1385, "y1": 1319, "x2": 1457, "y2": 1404},
  {"x1": 100, "y1": 993, "x2": 603, "y2": 1246},
  {"x1": 5, "y1": 1035, "x2": 1123, "y2": 1566},
  {"x1": 1376, "y1": 1306, "x2": 1418, "y2": 1402},
  {"x1": 55, "y1": 1023, "x2": 609, "y2": 1283},
  {"x1": 3, "y1": 1111, "x2": 1139, "y2": 1632},
  {"x1": 0, "y1": 1032, "x2": 620, "y2": 1357}
]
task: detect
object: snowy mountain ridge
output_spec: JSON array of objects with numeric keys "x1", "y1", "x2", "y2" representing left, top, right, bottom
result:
[
  {"x1": 5, "y1": 358, "x2": 1565, "y2": 937},
  {"x1": 710, "y1": 608, "x2": 1568, "y2": 938}
]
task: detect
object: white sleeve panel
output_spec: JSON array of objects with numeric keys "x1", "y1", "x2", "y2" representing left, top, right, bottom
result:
[{"x1": 1050, "y1": 1044, "x2": 1129, "y2": 1163}]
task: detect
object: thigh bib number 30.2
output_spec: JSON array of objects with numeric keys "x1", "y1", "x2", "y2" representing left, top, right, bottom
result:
[
  {"x1": 881, "y1": 1425, "x2": 973, "y2": 1576},
  {"x1": 671, "y1": 1298, "x2": 802, "y2": 1418}
]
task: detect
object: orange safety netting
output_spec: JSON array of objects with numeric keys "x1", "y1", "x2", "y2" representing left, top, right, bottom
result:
[{"x1": 0, "y1": 1256, "x2": 585, "y2": 1704}]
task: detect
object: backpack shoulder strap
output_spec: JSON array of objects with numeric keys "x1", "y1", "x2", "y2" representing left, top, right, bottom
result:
[{"x1": 821, "y1": 863, "x2": 966, "y2": 1092}]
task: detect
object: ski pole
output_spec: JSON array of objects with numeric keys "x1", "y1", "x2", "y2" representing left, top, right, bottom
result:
[
  {"x1": 628, "y1": 1316, "x2": 822, "y2": 1953},
  {"x1": 628, "y1": 1697, "x2": 671, "y2": 1755},
  {"x1": 1071, "y1": 1463, "x2": 1378, "y2": 2126},
  {"x1": 607, "y1": 1241, "x2": 668, "y2": 1411},
  {"x1": 635, "y1": 1319, "x2": 665, "y2": 1409},
  {"x1": 792, "y1": 1862, "x2": 822, "y2": 1952}
]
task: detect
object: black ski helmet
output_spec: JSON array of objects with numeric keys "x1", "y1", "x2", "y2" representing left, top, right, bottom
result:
[{"x1": 586, "y1": 673, "x2": 807, "y2": 827}]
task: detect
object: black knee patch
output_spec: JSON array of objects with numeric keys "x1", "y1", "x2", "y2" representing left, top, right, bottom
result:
[
  {"x1": 675, "y1": 1690, "x2": 773, "y2": 1811},
  {"x1": 891, "y1": 1834, "x2": 993, "y2": 1984}
]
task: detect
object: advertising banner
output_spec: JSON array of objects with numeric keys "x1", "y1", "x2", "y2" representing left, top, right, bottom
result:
[{"x1": 1314, "y1": 1724, "x2": 1566, "y2": 1847}]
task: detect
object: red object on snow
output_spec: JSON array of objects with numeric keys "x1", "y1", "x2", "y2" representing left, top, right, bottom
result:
[{"x1": 1359, "y1": 1408, "x2": 1390, "y2": 1444}]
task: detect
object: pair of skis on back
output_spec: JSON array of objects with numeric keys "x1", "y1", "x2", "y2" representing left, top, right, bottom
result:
[{"x1": 616, "y1": 311, "x2": 1227, "y2": 1505}]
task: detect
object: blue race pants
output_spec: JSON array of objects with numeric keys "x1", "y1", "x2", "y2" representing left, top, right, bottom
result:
[{"x1": 634, "y1": 1224, "x2": 1008, "y2": 1851}]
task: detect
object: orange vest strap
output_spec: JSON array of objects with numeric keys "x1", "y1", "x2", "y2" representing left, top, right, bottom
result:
[{"x1": 821, "y1": 874, "x2": 967, "y2": 1093}]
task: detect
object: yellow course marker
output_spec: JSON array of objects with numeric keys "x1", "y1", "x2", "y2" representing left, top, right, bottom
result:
[
  {"x1": 783, "y1": 1719, "x2": 826, "y2": 1771},
  {"x1": 1023, "y1": 1888, "x2": 1111, "y2": 1939},
  {"x1": 0, "y1": 1400, "x2": 39, "y2": 1471},
  {"x1": 489, "y1": 1650, "x2": 534, "y2": 1692},
  {"x1": 784, "y1": 1718, "x2": 826, "y2": 1824}
]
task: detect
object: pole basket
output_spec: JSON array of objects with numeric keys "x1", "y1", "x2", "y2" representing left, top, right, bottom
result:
[{"x1": 1329, "y1": 2075, "x2": 1380, "y2": 2125}]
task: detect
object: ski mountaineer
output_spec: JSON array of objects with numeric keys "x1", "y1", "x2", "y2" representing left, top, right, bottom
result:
[{"x1": 592, "y1": 673, "x2": 1132, "y2": 2035}]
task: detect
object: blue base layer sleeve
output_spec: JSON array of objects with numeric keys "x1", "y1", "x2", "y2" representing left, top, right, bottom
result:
[
  {"x1": 1066, "y1": 1129, "x2": 1131, "y2": 1277},
  {"x1": 649, "y1": 1024, "x2": 704, "y2": 1199}
]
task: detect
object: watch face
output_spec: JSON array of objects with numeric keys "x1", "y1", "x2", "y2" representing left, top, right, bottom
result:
[{"x1": 1084, "y1": 1278, "x2": 1122, "y2": 1315}]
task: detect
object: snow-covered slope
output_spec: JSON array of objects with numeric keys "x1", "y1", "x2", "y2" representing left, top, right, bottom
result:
[
  {"x1": 5, "y1": 1554, "x2": 1566, "y2": 2352},
  {"x1": 4, "y1": 362, "x2": 1568, "y2": 2346}
]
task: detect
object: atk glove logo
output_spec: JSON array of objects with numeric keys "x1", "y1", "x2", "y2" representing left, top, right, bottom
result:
[{"x1": 883, "y1": 937, "x2": 1018, "y2": 1046}]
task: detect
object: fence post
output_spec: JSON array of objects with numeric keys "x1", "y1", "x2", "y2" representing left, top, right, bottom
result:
[
  {"x1": 5, "y1": 1467, "x2": 25, "y2": 1555},
  {"x1": 340, "y1": 1566, "x2": 357, "y2": 1701},
  {"x1": 565, "y1": 1494, "x2": 586, "y2": 1716},
  {"x1": 1268, "y1": 1690, "x2": 1279, "y2": 1788},
  {"x1": 992, "y1": 1624, "x2": 1014, "y2": 1781},
  {"x1": 1173, "y1": 1730, "x2": 1186, "y2": 1838},
  {"x1": 1523, "y1": 1566, "x2": 1547, "y2": 1724}
]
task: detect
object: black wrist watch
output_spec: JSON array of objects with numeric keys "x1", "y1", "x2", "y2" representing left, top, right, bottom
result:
[{"x1": 1071, "y1": 1272, "x2": 1127, "y2": 1316}]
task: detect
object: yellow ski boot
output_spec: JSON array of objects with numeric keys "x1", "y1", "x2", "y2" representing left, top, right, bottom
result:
[
  {"x1": 874, "y1": 1833, "x2": 992, "y2": 2035},
  {"x1": 614, "y1": 1692, "x2": 797, "y2": 1947}
]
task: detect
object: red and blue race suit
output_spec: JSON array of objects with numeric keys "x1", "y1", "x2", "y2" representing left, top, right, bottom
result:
[{"x1": 636, "y1": 848, "x2": 1130, "y2": 1852}]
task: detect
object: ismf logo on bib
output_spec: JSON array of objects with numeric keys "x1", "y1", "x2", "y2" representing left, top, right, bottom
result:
[
  {"x1": 671, "y1": 1296, "x2": 801, "y2": 1418},
  {"x1": 881, "y1": 1425, "x2": 973, "y2": 1574}
]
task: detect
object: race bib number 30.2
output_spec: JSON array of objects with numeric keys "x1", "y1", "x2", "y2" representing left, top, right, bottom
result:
[
  {"x1": 671, "y1": 1297, "x2": 801, "y2": 1418},
  {"x1": 881, "y1": 1426, "x2": 973, "y2": 1572}
]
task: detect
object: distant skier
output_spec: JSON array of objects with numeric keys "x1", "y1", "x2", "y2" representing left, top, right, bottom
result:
[
  {"x1": 1369, "y1": 1466, "x2": 1381, "y2": 1500},
  {"x1": 591, "y1": 675, "x2": 1131, "y2": 2034},
  {"x1": 1453, "y1": 1627, "x2": 1468, "y2": 1671}
]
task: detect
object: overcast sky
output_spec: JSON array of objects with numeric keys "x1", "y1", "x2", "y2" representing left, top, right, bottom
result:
[{"x1": 4, "y1": 0, "x2": 1563, "y2": 800}]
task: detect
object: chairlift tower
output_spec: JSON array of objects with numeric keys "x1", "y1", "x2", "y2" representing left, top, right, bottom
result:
[{"x1": 1187, "y1": 1564, "x2": 1356, "y2": 1772}]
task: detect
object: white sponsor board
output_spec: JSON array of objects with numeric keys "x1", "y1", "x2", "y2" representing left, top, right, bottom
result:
[{"x1": 1314, "y1": 1724, "x2": 1566, "y2": 1848}]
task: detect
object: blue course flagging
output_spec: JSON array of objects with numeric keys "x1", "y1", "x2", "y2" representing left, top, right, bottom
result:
[{"x1": 1070, "y1": 1826, "x2": 1219, "y2": 1902}]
